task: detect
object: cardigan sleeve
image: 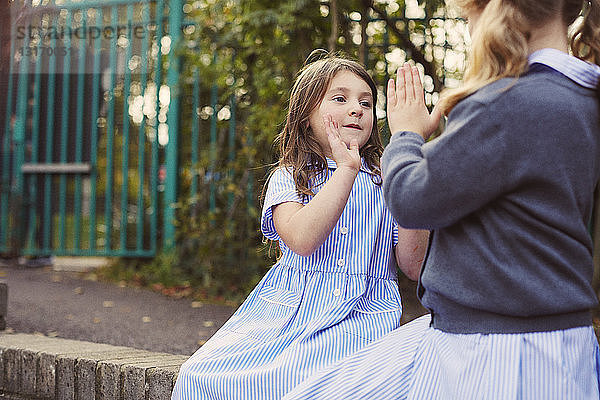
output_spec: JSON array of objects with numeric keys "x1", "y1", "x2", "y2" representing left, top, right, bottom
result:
[{"x1": 381, "y1": 98, "x2": 517, "y2": 230}]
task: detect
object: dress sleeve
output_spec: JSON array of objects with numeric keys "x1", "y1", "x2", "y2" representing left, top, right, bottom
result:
[{"x1": 261, "y1": 167, "x2": 304, "y2": 241}]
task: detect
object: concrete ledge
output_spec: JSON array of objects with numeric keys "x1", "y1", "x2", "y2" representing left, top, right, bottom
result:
[
  {"x1": 0, "y1": 333, "x2": 188, "y2": 400},
  {"x1": 52, "y1": 257, "x2": 110, "y2": 272}
]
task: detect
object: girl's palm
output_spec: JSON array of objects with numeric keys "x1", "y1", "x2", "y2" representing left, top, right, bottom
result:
[
  {"x1": 387, "y1": 63, "x2": 441, "y2": 139},
  {"x1": 323, "y1": 114, "x2": 361, "y2": 171}
]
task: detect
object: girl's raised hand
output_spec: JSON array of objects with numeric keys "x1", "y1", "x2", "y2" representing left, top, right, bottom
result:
[
  {"x1": 387, "y1": 63, "x2": 441, "y2": 140},
  {"x1": 323, "y1": 114, "x2": 361, "y2": 173}
]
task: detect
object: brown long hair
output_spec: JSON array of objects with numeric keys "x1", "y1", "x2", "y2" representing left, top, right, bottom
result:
[
  {"x1": 439, "y1": 0, "x2": 600, "y2": 114},
  {"x1": 272, "y1": 52, "x2": 383, "y2": 200}
]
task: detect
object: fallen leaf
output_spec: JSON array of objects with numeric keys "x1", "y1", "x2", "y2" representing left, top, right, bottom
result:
[
  {"x1": 152, "y1": 283, "x2": 164, "y2": 291},
  {"x1": 65, "y1": 314, "x2": 74, "y2": 320},
  {"x1": 142, "y1": 316, "x2": 152, "y2": 323},
  {"x1": 197, "y1": 340, "x2": 207, "y2": 346},
  {"x1": 102, "y1": 301, "x2": 114, "y2": 308},
  {"x1": 191, "y1": 301, "x2": 203, "y2": 308},
  {"x1": 73, "y1": 287, "x2": 84, "y2": 295},
  {"x1": 177, "y1": 287, "x2": 193, "y2": 298},
  {"x1": 47, "y1": 331, "x2": 58, "y2": 337},
  {"x1": 162, "y1": 285, "x2": 193, "y2": 298},
  {"x1": 202, "y1": 321, "x2": 214, "y2": 328},
  {"x1": 93, "y1": 317, "x2": 101, "y2": 324},
  {"x1": 132, "y1": 274, "x2": 146, "y2": 286}
]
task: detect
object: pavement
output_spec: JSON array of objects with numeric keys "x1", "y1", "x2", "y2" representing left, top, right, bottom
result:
[
  {"x1": 2, "y1": 260, "x2": 428, "y2": 356},
  {"x1": 3, "y1": 264, "x2": 237, "y2": 356}
]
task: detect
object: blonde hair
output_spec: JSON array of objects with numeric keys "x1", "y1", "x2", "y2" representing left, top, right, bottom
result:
[
  {"x1": 439, "y1": 0, "x2": 600, "y2": 114},
  {"x1": 571, "y1": 0, "x2": 600, "y2": 64},
  {"x1": 273, "y1": 52, "x2": 383, "y2": 200}
]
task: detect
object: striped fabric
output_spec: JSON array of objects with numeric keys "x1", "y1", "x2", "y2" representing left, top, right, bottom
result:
[
  {"x1": 283, "y1": 51, "x2": 600, "y2": 400},
  {"x1": 171, "y1": 158, "x2": 402, "y2": 400},
  {"x1": 285, "y1": 317, "x2": 600, "y2": 400},
  {"x1": 261, "y1": 159, "x2": 398, "y2": 278}
]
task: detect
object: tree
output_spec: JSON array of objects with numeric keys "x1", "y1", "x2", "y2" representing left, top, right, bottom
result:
[{"x1": 146, "y1": 0, "x2": 469, "y2": 298}]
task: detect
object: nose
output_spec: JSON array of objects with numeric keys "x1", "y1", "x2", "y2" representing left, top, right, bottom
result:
[{"x1": 349, "y1": 102, "x2": 363, "y2": 117}]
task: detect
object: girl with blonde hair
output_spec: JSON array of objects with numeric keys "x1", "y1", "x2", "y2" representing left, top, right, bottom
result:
[{"x1": 286, "y1": 0, "x2": 600, "y2": 398}]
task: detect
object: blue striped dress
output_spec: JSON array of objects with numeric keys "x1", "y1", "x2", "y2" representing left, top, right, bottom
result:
[
  {"x1": 284, "y1": 316, "x2": 600, "y2": 399},
  {"x1": 171, "y1": 158, "x2": 403, "y2": 400},
  {"x1": 283, "y1": 49, "x2": 600, "y2": 400}
]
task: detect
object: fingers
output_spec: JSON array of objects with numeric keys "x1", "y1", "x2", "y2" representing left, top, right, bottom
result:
[
  {"x1": 396, "y1": 67, "x2": 406, "y2": 103},
  {"x1": 324, "y1": 114, "x2": 360, "y2": 155},
  {"x1": 403, "y1": 64, "x2": 415, "y2": 101},
  {"x1": 411, "y1": 65, "x2": 422, "y2": 101},
  {"x1": 392, "y1": 63, "x2": 424, "y2": 104},
  {"x1": 387, "y1": 62, "x2": 438, "y2": 138},
  {"x1": 387, "y1": 78, "x2": 396, "y2": 108},
  {"x1": 324, "y1": 114, "x2": 360, "y2": 169},
  {"x1": 349, "y1": 138, "x2": 359, "y2": 154},
  {"x1": 324, "y1": 115, "x2": 341, "y2": 156},
  {"x1": 324, "y1": 114, "x2": 339, "y2": 134},
  {"x1": 323, "y1": 114, "x2": 341, "y2": 144}
]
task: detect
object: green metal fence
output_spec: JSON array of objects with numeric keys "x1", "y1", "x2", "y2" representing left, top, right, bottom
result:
[
  {"x1": 1, "y1": 0, "x2": 598, "y2": 264},
  {"x1": 1, "y1": 0, "x2": 254, "y2": 259},
  {"x1": 1, "y1": 0, "x2": 185, "y2": 257}
]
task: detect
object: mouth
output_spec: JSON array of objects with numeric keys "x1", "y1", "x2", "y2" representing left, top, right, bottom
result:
[{"x1": 342, "y1": 124, "x2": 361, "y2": 130}]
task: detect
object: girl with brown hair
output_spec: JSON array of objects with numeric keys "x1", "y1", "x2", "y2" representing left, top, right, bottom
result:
[
  {"x1": 172, "y1": 52, "x2": 429, "y2": 399},
  {"x1": 286, "y1": 0, "x2": 600, "y2": 398}
]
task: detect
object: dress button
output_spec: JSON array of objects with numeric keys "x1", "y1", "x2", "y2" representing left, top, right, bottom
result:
[
  {"x1": 340, "y1": 227, "x2": 349, "y2": 234},
  {"x1": 333, "y1": 289, "x2": 341, "y2": 296},
  {"x1": 337, "y1": 258, "x2": 345, "y2": 267}
]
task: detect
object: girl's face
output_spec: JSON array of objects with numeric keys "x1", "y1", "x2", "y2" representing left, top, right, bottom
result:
[{"x1": 308, "y1": 70, "x2": 374, "y2": 158}]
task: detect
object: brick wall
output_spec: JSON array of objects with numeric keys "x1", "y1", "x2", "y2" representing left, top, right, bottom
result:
[{"x1": 0, "y1": 333, "x2": 188, "y2": 399}]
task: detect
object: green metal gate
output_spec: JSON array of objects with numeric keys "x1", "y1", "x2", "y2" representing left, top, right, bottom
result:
[
  {"x1": 1, "y1": 0, "x2": 184, "y2": 257},
  {"x1": 3, "y1": 0, "x2": 597, "y2": 264}
]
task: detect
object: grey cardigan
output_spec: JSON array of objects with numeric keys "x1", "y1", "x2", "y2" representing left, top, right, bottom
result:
[{"x1": 382, "y1": 64, "x2": 600, "y2": 334}]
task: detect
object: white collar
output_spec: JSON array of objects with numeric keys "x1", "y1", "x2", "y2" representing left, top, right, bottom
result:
[{"x1": 528, "y1": 48, "x2": 600, "y2": 89}]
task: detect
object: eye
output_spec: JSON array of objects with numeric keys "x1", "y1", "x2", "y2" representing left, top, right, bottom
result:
[
  {"x1": 360, "y1": 100, "x2": 372, "y2": 108},
  {"x1": 332, "y1": 96, "x2": 346, "y2": 103}
]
